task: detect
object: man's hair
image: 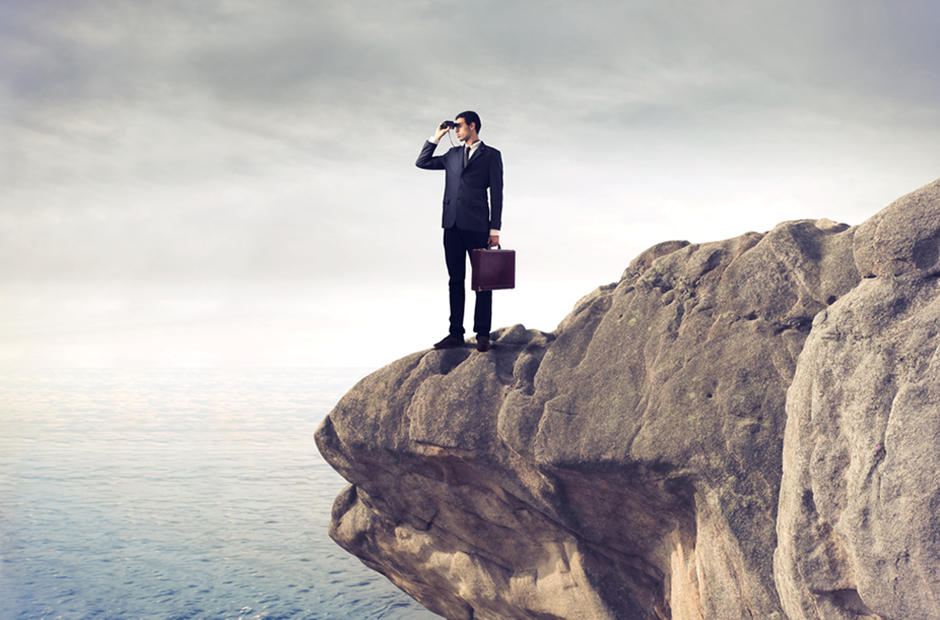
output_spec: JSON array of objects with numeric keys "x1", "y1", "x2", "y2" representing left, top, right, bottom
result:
[{"x1": 456, "y1": 110, "x2": 482, "y2": 133}]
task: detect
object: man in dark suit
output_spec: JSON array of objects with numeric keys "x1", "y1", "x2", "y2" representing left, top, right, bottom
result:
[{"x1": 416, "y1": 111, "x2": 503, "y2": 352}]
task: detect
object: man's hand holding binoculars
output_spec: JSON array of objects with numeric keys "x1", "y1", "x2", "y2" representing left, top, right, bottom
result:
[{"x1": 434, "y1": 120, "x2": 455, "y2": 141}]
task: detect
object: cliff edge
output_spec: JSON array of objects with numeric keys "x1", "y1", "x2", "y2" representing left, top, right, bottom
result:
[{"x1": 315, "y1": 177, "x2": 940, "y2": 620}]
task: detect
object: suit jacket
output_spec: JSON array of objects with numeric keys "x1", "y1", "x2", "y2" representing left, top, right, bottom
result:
[{"x1": 416, "y1": 140, "x2": 503, "y2": 232}]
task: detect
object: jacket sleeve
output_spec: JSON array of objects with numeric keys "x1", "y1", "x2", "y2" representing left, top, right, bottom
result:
[
  {"x1": 415, "y1": 140, "x2": 445, "y2": 170},
  {"x1": 488, "y1": 150, "x2": 504, "y2": 230}
]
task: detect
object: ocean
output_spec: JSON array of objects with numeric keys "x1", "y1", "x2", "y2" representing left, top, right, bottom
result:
[{"x1": 0, "y1": 368, "x2": 437, "y2": 620}]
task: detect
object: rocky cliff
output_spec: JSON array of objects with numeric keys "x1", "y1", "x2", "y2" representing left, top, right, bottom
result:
[{"x1": 315, "y1": 178, "x2": 940, "y2": 620}]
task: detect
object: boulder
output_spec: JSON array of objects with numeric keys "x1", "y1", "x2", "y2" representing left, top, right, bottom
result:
[
  {"x1": 775, "y1": 177, "x2": 940, "y2": 620},
  {"x1": 315, "y1": 177, "x2": 940, "y2": 619},
  {"x1": 854, "y1": 179, "x2": 940, "y2": 277}
]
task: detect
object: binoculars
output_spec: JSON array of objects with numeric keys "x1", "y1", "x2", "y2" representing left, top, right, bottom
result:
[{"x1": 439, "y1": 120, "x2": 457, "y2": 130}]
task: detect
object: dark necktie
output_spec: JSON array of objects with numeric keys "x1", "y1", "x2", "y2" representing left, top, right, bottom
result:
[{"x1": 463, "y1": 146, "x2": 470, "y2": 168}]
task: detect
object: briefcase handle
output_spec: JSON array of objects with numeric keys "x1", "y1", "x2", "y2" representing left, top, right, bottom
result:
[{"x1": 486, "y1": 243, "x2": 501, "y2": 250}]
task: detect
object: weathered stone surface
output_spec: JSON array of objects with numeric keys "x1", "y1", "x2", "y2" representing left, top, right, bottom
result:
[
  {"x1": 315, "y1": 177, "x2": 940, "y2": 619},
  {"x1": 854, "y1": 178, "x2": 940, "y2": 278},
  {"x1": 775, "y1": 178, "x2": 940, "y2": 620}
]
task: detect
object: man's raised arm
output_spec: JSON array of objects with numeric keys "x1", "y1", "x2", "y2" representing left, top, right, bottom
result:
[{"x1": 416, "y1": 121, "x2": 452, "y2": 170}]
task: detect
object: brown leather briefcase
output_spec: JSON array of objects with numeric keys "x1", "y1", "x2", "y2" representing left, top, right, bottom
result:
[{"x1": 471, "y1": 246, "x2": 515, "y2": 292}]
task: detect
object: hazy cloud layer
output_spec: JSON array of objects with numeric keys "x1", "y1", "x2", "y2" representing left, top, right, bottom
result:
[{"x1": 2, "y1": 0, "x2": 939, "y2": 335}]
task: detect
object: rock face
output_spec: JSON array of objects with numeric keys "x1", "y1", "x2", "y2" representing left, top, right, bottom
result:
[
  {"x1": 315, "y1": 178, "x2": 940, "y2": 620},
  {"x1": 775, "y1": 179, "x2": 940, "y2": 620}
]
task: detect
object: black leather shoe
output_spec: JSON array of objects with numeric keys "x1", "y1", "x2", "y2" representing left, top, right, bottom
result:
[
  {"x1": 476, "y1": 336, "x2": 491, "y2": 352},
  {"x1": 434, "y1": 335, "x2": 465, "y2": 349}
]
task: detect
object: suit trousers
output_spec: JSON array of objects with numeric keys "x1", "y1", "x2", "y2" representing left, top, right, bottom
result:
[{"x1": 443, "y1": 227, "x2": 492, "y2": 338}]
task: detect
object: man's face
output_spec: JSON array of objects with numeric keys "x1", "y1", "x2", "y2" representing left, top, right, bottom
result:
[{"x1": 454, "y1": 118, "x2": 474, "y2": 142}]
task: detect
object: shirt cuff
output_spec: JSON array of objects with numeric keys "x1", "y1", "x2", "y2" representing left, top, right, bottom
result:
[
  {"x1": 489, "y1": 230, "x2": 500, "y2": 236},
  {"x1": 429, "y1": 136, "x2": 440, "y2": 144}
]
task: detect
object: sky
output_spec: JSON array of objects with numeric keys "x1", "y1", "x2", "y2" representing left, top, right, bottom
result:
[{"x1": 2, "y1": 0, "x2": 939, "y2": 369}]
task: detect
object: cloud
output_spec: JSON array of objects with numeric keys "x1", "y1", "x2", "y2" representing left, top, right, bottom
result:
[
  {"x1": 2, "y1": 0, "x2": 939, "y2": 285},
  {"x1": 2, "y1": 0, "x2": 939, "y2": 366}
]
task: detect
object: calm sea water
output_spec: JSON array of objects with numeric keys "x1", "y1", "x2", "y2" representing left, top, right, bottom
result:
[{"x1": 0, "y1": 369, "x2": 438, "y2": 620}]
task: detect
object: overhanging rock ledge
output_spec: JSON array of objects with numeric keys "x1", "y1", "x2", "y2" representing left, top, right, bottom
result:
[{"x1": 316, "y1": 177, "x2": 940, "y2": 620}]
